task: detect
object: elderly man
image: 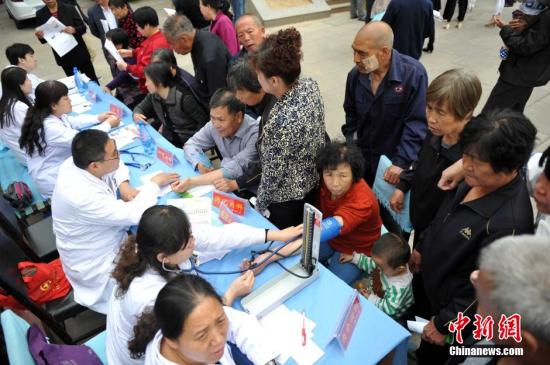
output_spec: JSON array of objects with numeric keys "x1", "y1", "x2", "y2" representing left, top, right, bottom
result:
[
  {"x1": 162, "y1": 14, "x2": 231, "y2": 104},
  {"x1": 342, "y1": 22, "x2": 427, "y2": 186},
  {"x1": 172, "y1": 88, "x2": 259, "y2": 194},
  {"x1": 463, "y1": 235, "x2": 550, "y2": 365},
  {"x1": 234, "y1": 14, "x2": 266, "y2": 59}
]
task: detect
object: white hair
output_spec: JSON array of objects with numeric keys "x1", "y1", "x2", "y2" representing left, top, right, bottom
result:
[{"x1": 479, "y1": 235, "x2": 550, "y2": 343}]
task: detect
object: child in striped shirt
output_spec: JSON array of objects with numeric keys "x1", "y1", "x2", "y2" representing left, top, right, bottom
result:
[{"x1": 340, "y1": 233, "x2": 414, "y2": 319}]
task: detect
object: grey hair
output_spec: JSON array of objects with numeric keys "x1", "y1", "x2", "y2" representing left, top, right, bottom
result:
[
  {"x1": 236, "y1": 13, "x2": 263, "y2": 27},
  {"x1": 479, "y1": 235, "x2": 550, "y2": 344},
  {"x1": 162, "y1": 14, "x2": 194, "y2": 40}
]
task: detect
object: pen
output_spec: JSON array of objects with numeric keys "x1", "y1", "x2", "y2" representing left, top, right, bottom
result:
[{"x1": 301, "y1": 310, "x2": 307, "y2": 346}]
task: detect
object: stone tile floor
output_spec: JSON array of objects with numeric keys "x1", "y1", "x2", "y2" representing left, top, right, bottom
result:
[{"x1": 1, "y1": 0, "x2": 548, "y2": 149}]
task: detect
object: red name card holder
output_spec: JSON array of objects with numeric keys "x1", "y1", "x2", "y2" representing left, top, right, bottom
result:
[
  {"x1": 156, "y1": 145, "x2": 179, "y2": 167},
  {"x1": 212, "y1": 190, "x2": 247, "y2": 216},
  {"x1": 332, "y1": 290, "x2": 362, "y2": 351},
  {"x1": 87, "y1": 89, "x2": 98, "y2": 103},
  {"x1": 218, "y1": 201, "x2": 241, "y2": 224},
  {"x1": 109, "y1": 103, "x2": 124, "y2": 118}
]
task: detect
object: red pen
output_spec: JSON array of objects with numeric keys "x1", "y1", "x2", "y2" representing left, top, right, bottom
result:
[{"x1": 301, "y1": 310, "x2": 307, "y2": 346}]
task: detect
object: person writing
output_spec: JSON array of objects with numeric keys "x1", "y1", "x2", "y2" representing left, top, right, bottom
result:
[
  {"x1": 129, "y1": 274, "x2": 279, "y2": 365},
  {"x1": 106, "y1": 205, "x2": 301, "y2": 364},
  {"x1": 19, "y1": 80, "x2": 120, "y2": 198},
  {"x1": 52, "y1": 130, "x2": 178, "y2": 314}
]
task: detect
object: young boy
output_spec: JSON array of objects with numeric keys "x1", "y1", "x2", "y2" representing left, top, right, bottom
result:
[
  {"x1": 103, "y1": 28, "x2": 142, "y2": 108},
  {"x1": 340, "y1": 233, "x2": 413, "y2": 318},
  {"x1": 3, "y1": 43, "x2": 44, "y2": 99}
]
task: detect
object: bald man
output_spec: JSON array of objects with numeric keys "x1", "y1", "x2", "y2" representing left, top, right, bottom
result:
[
  {"x1": 342, "y1": 22, "x2": 428, "y2": 187},
  {"x1": 234, "y1": 14, "x2": 266, "y2": 60}
]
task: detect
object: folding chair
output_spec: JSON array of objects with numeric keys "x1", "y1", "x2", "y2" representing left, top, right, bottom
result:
[
  {"x1": 0, "y1": 196, "x2": 57, "y2": 262},
  {"x1": 0, "y1": 230, "x2": 105, "y2": 344}
]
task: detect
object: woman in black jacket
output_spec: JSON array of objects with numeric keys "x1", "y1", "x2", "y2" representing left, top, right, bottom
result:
[
  {"x1": 133, "y1": 61, "x2": 209, "y2": 148},
  {"x1": 35, "y1": 0, "x2": 98, "y2": 82}
]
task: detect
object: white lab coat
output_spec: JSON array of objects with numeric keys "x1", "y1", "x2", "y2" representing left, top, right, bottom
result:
[
  {"x1": 106, "y1": 223, "x2": 266, "y2": 365},
  {"x1": 0, "y1": 100, "x2": 28, "y2": 165},
  {"x1": 52, "y1": 158, "x2": 160, "y2": 314},
  {"x1": 26, "y1": 113, "x2": 111, "y2": 199},
  {"x1": 0, "y1": 66, "x2": 42, "y2": 100},
  {"x1": 144, "y1": 307, "x2": 278, "y2": 365}
]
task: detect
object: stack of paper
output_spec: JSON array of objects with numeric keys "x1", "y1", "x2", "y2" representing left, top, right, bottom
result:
[
  {"x1": 260, "y1": 305, "x2": 324, "y2": 365},
  {"x1": 167, "y1": 197, "x2": 212, "y2": 226},
  {"x1": 110, "y1": 124, "x2": 139, "y2": 149}
]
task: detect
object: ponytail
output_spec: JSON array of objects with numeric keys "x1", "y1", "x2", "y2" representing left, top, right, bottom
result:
[
  {"x1": 111, "y1": 236, "x2": 150, "y2": 297},
  {"x1": 128, "y1": 309, "x2": 159, "y2": 359}
]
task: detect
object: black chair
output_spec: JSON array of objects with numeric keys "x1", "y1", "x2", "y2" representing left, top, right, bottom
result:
[
  {"x1": 0, "y1": 196, "x2": 57, "y2": 262},
  {"x1": 0, "y1": 230, "x2": 105, "y2": 344}
]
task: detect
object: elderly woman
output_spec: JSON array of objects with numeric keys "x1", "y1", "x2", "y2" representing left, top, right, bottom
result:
[
  {"x1": 413, "y1": 109, "x2": 536, "y2": 365},
  {"x1": 249, "y1": 27, "x2": 326, "y2": 229}
]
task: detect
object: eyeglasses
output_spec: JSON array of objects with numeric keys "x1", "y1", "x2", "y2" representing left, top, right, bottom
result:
[{"x1": 94, "y1": 139, "x2": 120, "y2": 162}]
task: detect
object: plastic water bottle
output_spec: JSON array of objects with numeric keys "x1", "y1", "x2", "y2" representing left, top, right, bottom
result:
[
  {"x1": 138, "y1": 121, "x2": 156, "y2": 155},
  {"x1": 73, "y1": 67, "x2": 85, "y2": 94}
]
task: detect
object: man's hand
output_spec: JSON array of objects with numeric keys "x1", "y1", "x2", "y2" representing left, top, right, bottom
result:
[
  {"x1": 119, "y1": 181, "x2": 140, "y2": 202},
  {"x1": 339, "y1": 253, "x2": 354, "y2": 264},
  {"x1": 213, "y1": 178, "x2": 239, "y2": 192},
  {"x1": 383, "y1": 165, "x2": 403, "y2": 185},
  {"x1": 98, "y1": 111, "x2": 117, "y2": 122},
  {"x1": 118, "y1": 49, "x2": 133, "y2": 58},
  {"x1": 151, "y1": 172, "x2": 180, "y2": 187},
  {"x1": 409, "y1": 249, "x2": 422, "y2": 273},
  {"x1": 133, "y1": 113, "x2": 147, "y2": 123},
  {"x1": 390, "y1": 188, "x2": 405, "y2": 213},
  {"x1": 437, "y1": 159, "x2": 464, "y2": 191},
  {"x1": 422, "y1": 320, "x2": 447, "y2": 346},
  {"x1": 116, "y1": 60, "x2": 128, "y2": 71},
  {"x1": 35, "y1": 30, "x2": 44, "y2": 39},
  {"x1": 268, "y1": 224, "x2": 303, "y2": 242},
  {"x1": 509, "y1": 18, "x2": 528, "y2": 32},
  {"x1": 63, "y1": 26, "x2": 76, "y2": 34},
  {"x1": 170, "y1": 178, "x2": 193, "y2": 193},
  {"x1": 197, "y1": 163, "x2": 214, "y2": 174},
  {"x1": 495, "y1": 15, "x2": 506, "y2": 29},
  {"x1": 224, "y1": 270, "x2": 255, "y2": 306},
  {"x1": 105, "y1": 115, "x2": 121, "y2": 128}
]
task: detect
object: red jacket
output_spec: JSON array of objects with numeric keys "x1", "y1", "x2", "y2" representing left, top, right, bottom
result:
[
  {"x1": 127, "y1": 31, "x2": 171, "y2": 93},
  {"x1": 317, "y1": 179, "x2": 382, "y2": 255}
]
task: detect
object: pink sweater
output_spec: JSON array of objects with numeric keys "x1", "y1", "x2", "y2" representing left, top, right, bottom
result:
[{"x1": 210, "y1": 12, "x2": 239, "y2": 55}]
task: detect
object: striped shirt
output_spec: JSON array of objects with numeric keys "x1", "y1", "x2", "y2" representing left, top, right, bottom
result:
[{"x1": 353, "y1": 253, "x2": 414, "y2": 318}]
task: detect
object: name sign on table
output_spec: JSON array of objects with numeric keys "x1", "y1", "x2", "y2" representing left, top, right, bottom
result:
[
  {"x1": 212, "y1": 191, "x2": 247, "y2": 216},
  {"x1": 156, "y1": 145, "x2": 178, "y2": 167},
  {"x1": 333, "y1": 290, "x2": 362, "y2": 351},
  {"x1": 109, "y1": 103, "x2": 123, "y2": 118},
  {"x1": 219, "y1": 201, "x2": 241, "y2": 224},
  {"x1": 87, "y1": 89, "x2": 98, "y2": 103}
]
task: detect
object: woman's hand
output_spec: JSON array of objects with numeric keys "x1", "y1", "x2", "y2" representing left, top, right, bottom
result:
[
  {"x1": 268, "y1": 224, "x2": 303, "y2": 242},
  {"x1": 98, "y1": 111, "x2": 117, "y2": 122},
  {"x1": 118, "y1": 49, "x2": 133, "y2": 58},
  {"x1": 438, "y1": 159, "x2": 464, "y2": 191},
  {"x1": 63, "y1": 26, "x2": 76, "y2": 34},
  {"x1": 35, "y1": 30, "x2": 44, "y2": 39},
  {"x1": 240, "y1": 253, "x2": 272, "y2": 276},
  {"x1": 390, "y1": 188, "x2": 405, "y2": 213},
  {"x1": 224, "y1": 270, "x2": 255, "y2": 306}
]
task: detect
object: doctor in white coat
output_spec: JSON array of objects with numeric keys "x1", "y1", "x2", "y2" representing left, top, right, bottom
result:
[
  {"x1": 19, "y1": 80, "x2": 121, "y2": 199},
  {"x1": 106, "y1": 204, "x2": 301, "y2": 365},
  {"x1": 52, "y1": 129, "x2": 179, "y2": 314},
  {"x1": 131, "y1": 275, "x2": 279, "y2": 365}
]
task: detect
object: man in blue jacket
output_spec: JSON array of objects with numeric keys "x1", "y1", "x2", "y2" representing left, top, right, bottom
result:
[{"x1": 342, "y1": 22, "x2": 428, "y2": 186}]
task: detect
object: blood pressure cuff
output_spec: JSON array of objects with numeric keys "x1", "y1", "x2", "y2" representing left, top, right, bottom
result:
[{"x1": 320, "y1": 217, "x2": 342, "y2": 243}]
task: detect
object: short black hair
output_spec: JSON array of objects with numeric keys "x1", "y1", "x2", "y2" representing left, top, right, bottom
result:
[
  {"x1": 144, "y1": 62, "x2": 175, "y2": 88},
  {"x1": 209, "y1": 87, "x2": 245, "y2": 115},
  {"x1": 133, "y1": 6, "x2": 159, "y2": 28},
  {"x1": 106, "y1": 28, "x2": 130, "y2": 49},
  {"x1": 539, "y1": 147, "x2": 550, "y2": 180},
  {"x1": 5, "y1": 43, "x2": 34, "y2": 66},
  {"x1": 72, "y1": 130, "x2": 111, "y2": 169},
  {"x1": 227, "y1": 56, "x2": 262, "y2": 93},
  {"x1": 108, "y1": 0, "x2": 128, "y2": 8},
  {"x1": 316, "y1": 140, "x2": 364, "y2": 182},
  {"x1": 460, "y1": 109, "x2": 537, "y2": 173},
  {"x1": 372, "y1": 233, "x2": 410, "y2": 269},
  {"x1": 151, "y1": 48, "x2": 178, "y2": 67}
]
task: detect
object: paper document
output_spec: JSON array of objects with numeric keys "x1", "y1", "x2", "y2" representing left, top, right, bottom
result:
[
  {"x1": 104, "y1": 39, "x2": 123, "y2": 63},
  {"x1": 167, "y1": 197, "x2": 212, "y2": 225},
  {"x1": 100, "y1": 19, "x2": 109, "y2": 34},
  {"x1": 109, "y1": 124, "x2": 139, "y2": 149},
  {"x1": 37, "y1": 17, "x2": 77, "y2": 57},
  {"x1": 407, "y1": 316, "x2": 430, "y2": 334},
  {"x1": 260, "y1": 305, "x2": 324, "y2": 365},
  {"x1": 164, "y1": 8, "x2": 176, "y2": 15},
  {"x1": 187, "y1": 185, "x2": 214, "y2": 197},
  {"x1": 140, "y1": 171, "x2": 173, "y2": 196}
]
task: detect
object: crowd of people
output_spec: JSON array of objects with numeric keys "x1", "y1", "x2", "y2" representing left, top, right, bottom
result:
[{"x1": 0, "y1": 0, "x2": 549, "y2": 364}]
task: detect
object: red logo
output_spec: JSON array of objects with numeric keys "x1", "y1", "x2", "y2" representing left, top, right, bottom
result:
[{"x1": 449, "y1": 313, "x2": 523, "y2": 344}]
